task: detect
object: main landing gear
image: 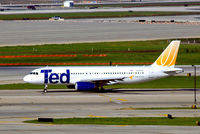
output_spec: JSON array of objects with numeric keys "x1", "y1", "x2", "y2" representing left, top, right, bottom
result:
[
  {"x1": 99, "y1": 87, "x2": 105, "y2": 93},
  {"x1": 95, "y1": 82, "x2": 105, "y2": 93},
  {"x1": 43, "y1": 84, "x2": 48, "y2": 94}
]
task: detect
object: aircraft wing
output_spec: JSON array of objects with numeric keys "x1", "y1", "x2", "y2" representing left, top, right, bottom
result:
[{"x1": 78, "y1": 76, "x2": 126, "y2": 85}]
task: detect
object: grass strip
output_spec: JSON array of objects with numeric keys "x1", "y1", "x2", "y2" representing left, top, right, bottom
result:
[
  {"x1": 0, "y1": 62, "x2": 152, "y2": 66},
  {"x1": 0, "y1": 11, "x2": 200, "y2": 20},
  {"x1": 0, "y1": 76, "x2": 199, "y2": 89},
  {"x1": 0, "y1": 40, "x2": 200, "y2": 65},
  {"x1": 0, "y1": 54, "x2": 77, "y2": 58},
  {"x1": 106, "y1": 76, "x2": 200, "y2": 89},
  {"x1": 24, "y1": 117, "x2": 200, "y2": 126}
]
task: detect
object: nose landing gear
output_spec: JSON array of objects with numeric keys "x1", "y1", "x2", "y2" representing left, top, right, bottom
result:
[{"x1": 43, "y1": 84, "x2": 48, "y2": 94}]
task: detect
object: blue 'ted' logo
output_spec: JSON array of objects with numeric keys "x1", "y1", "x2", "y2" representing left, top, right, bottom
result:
[{"x1": 41, "y1": 69, "x2": 70, "y2": 84}]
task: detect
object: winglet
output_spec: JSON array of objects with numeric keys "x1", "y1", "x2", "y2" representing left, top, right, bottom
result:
[{"x1": 152, "y1": 40, "x2": 180, "y2": 67}]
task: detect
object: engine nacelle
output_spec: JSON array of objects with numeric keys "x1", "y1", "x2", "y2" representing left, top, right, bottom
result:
[{"x1": 75, "y1": 82, "x2": 95, "y2": 91}]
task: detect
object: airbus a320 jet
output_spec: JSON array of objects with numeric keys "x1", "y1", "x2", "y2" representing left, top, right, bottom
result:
[{"x1": 23, "y1": 40, "x2": 183, "y2": 93}]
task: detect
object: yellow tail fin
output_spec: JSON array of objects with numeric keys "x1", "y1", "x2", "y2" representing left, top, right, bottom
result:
[{"x1": 152, "y1": 40, "x2": 180, "y2": 67}]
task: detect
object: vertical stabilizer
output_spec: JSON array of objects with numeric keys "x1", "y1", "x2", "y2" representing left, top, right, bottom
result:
[{"x1": 152, "y1": 40, "x2": 180, "y2": 68}]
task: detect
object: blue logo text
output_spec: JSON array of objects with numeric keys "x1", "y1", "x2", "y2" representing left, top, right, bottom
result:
[{"x1": 41, "y1": 69, "x2": 70, "y2": 84}]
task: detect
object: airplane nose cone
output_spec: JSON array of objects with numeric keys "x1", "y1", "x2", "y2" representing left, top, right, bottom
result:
[{"x1": 23, "y1": 75, "x2": 30, "y2": 83}]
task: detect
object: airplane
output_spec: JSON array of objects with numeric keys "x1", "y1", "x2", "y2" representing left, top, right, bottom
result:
[{"x1": 23, "y1": 40, "x2": 183, "y2": 93}]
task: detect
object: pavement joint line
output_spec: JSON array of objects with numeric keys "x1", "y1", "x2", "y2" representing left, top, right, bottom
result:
[
  {"x1": 99, "y1": 94, "x2": 113, "y2": 102},
  {"x1": 99, "y1": 94, "x2": 126, "y2": 104},
  {"x1": 116, "y1": 98, "x2": 128, "y2": 102}
]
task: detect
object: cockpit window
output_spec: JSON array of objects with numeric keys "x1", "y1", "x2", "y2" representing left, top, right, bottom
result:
[{"x1": 30, "y1": 72, "x2": 38, "y2": 75}]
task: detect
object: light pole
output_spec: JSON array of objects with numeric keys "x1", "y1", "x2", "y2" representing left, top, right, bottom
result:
[{"x1": 192, "y1": 65, "x2": 197, "y2": 108}]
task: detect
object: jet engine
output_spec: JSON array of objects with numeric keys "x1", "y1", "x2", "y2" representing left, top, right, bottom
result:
[{"x1": 75, "y1": 82, "x2": 96, "y2": 91}]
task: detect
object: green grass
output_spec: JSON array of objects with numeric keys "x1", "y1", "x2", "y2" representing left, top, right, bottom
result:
[
  {"x1": 106, "y1": 76, "x2": 200, "y2": 89},
  {"x1": 0, "y1": 40, "x2": 200, "y2": 65},
  {"x1": 0, "y1": 76, "x2": 199, "y2": 89},
  {"x1": 25, "y1": 117, "x2": 200, "y2": 126},
  {"x1": 0, "y1": 11, "x2": 200, "y2": 20}
]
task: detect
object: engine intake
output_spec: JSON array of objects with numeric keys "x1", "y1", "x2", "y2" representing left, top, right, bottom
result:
[{"x1": 75, "y1": 82, "x2": 95, "y2": 91}]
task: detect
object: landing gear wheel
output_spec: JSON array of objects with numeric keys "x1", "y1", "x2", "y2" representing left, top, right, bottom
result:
[
  {"x1": 100, "y1": 87, "x2": 105, "y2": 93},
  {"x1": 43, "y1": 89, "x2": 48, "y2": 93},
  {"x1": 93, "y1": 87, "x2": 100, "y2": 93},
  {"x1": 42, "y1": 84, "x2": 48, "y2": 94}
]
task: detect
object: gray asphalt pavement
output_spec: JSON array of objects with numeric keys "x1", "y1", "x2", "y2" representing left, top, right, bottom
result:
[
  {"x1": 1, "y1": 6, "x2": 200, "y2": 14},
  {"x1": 0, "y1": 20, "x2": 200, "y2": 46},
  {"x1": 0, "y1": 124, "x2": 200, "y2": 134},
  {"x1": 96, "y1": 15, "x2": 200, "y2": 22},
  {"x1": 0, "y1": 66, "x2": 37, "y2": 84},
  {"x1": 0, "y1": 89, "x2": 200, "y2": 134}
]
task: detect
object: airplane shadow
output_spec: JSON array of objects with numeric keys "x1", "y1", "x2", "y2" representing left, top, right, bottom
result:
[
  {"x1": 37, "y1": 88, "x2": 200, "y2": 94},
  {"x1": 37, "y1": 90, "x2": 77, "y2": 94},
  {"x1": 107, "y1": 88, "x2": 200, "y2": 94}
]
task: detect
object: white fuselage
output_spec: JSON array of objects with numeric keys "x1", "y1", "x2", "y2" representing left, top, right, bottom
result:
[
  {"x1": 23, "y1": 40, "x2": 183, "y2": 91},
  {"x1": 23, "y1": 65, "x2": 181, "y2": 86}
]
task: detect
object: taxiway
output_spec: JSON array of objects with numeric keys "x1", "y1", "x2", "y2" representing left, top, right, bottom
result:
[
  {"x1": 1, "y1": 6, "x2": 200, "y2": 14},
  {"x1": 0, "y1": 20, "x2": 200, "y2": 46},
  {"x1": 0, "y1": 89, "x2": 200, "y2": 134}
]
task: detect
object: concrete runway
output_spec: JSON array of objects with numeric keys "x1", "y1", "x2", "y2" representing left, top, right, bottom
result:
[
  {"x1": 0, "y1": 19, "x2": 200, "y2": 46},
  {"x1": 0, "y1": 89, "x2": 200, "y2": 134},
  {"x1": 0, "y1": 66, "x2": 37, "y2": 84},
  {"x1": 1, "y1": 6, "x2": 200, "y2": 14},
  {"x1": 97, "y1": 15, "x2": 200, "y2": 22}
]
